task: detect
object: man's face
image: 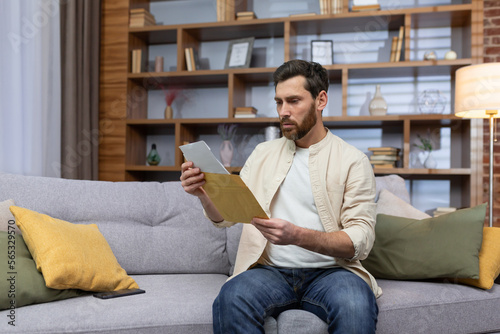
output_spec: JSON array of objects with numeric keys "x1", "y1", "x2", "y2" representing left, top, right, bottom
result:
[{"x1": 275, "y1": 76, "x2": 318, "y2": 141}]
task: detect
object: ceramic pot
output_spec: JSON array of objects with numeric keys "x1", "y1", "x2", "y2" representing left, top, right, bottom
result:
[
  {"x1": 146, "y1": 143, "x2": 161, "y2": 166},
  {"x1": 220, "y1": 140, "x2": 233, "y2": 167},
  {"x1": 369, "y1": 85, "x2": 388, "y2": 116},
  {"x1": 424, "y1": 151, "x2": 437, "y2": 169},
  {"x1": 165, "y1": 105, "x2": 173, "y2": 119}
]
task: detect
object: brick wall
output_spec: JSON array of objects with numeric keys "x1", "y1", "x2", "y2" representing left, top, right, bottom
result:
[{"x1": 483, "y1": 0, "x2": 500, "y2": 226}]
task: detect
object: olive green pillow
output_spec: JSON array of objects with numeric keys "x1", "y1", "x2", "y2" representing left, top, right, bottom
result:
[
  {"x1": 362, "y1": 203, "x2": 486, "y2": 280},
  {"x1": 0, "y1": 231, "x2": 86, "y2": 310}
]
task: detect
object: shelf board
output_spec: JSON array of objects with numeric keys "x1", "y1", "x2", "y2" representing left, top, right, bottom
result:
[
  {"x1": 125, "y1": 165, "x2": 471, "y2": 176},
  {"x1": 374, "y1": 168, "x2": 471, "y2": 175},
  {"x1": 126, "y1": 114, "x2": 462, "y2": 127},
  {"x1": 128, "y1": 59, "x2": 472, "y2": 88},
  {"x1": 129, "y1": 4, "x2": 472, "y2": 44},
  {"x1": 126, "y1": 165, "x2": 180, "y2": 172}
]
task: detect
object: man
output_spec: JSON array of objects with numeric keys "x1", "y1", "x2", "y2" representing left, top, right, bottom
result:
[{"x1": 180, "y1": 59, "x2": 381, "y2": 334}]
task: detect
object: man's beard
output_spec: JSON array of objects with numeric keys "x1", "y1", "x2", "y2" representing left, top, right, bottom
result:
[{"x1": 280, "y1": 103, "x2": 317, "y2": 141}]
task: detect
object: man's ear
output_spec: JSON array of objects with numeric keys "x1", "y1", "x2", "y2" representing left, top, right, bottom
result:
[{"x1": 316, "y1": 90, "x2": 328, "y2": 111}]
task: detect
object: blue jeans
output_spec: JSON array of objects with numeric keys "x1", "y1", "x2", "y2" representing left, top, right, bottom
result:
[{"x1": 213, "y1": 265, "x2": 378, "y2": 334}]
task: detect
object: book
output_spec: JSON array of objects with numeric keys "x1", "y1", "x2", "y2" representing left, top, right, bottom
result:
[
  {"x1": 352, "y1": 4, "x2": 381, "y2": 11},
  {"x1": 236, "y1": 11, "x2": 257, "y2": 20},
  {"x1": 370, "y1": 155, "x2": 399, "y2": 161},
  {"x1": 368, "y1": 147, "x2": 400, "y2": 153},
  {"x1": 235, "y1": 106, "x2": 257, "y2": 114},
  {"x1": 234, "y1": 113, "x2": 257, "y2": 118},
  {"x1": 289, "y1": 12, "x2": 317, "y2": 17},
  {"x1": 131, "y1": 49, "x2": 142, "y2": 73},
  {"x1": 185, "y1": 48, "x2": 194, "y2": 71},
  {"x1": 390, "y1": 36, "x2": 398, "y2": 62},
  {"x1": 395, "y1": 26, "x2": 404, "y2": 62},
  {"x1": 372, "y1": 163, "x2": 395, "y2": 169}
]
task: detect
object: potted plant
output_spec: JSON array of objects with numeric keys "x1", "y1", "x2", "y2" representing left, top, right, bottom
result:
[
  {"x1": 414, "y1": 133, "x2": 436, "y2": 168},
  {"x1": 159, "y1": 84, "x2": 185, "y2": 119}
]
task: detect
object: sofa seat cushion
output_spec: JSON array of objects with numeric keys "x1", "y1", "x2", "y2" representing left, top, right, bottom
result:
[
  {"x1": 0, "y1": 274, "x2": 228, "y2": 334},
  {"x1": 265, "y1": 279, "x2": 500, "y2": 334},
  {"x1": 376, "y1": 279, "x2": 500, "y2": 334}
]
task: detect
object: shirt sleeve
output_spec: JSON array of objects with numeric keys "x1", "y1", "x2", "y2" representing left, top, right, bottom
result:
[{"x1": 340, "y1": 155, "x2": 377, "y2": 261}]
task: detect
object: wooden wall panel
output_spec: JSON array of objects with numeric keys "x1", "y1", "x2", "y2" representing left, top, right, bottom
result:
[{"x1": 99, "y1": 0, "x2": 129, "y2": 181}]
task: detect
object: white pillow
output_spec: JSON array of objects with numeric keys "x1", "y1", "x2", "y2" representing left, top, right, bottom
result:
[
  {"x1": 375, "y1": 174, "x2": 410, "y2": 203},
  {"x1": 0, "y1": 199, "x2": 21, "y2": 234},
  {"x1": 376, "y1": 189, "x2": 430, "y2": 219}
]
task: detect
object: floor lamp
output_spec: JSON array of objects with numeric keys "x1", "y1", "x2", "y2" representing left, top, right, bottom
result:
[{"x1": 455, "y1": 63, "x2": 500, "y2": 227}]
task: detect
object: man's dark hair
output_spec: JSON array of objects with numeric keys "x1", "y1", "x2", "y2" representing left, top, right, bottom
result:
[{"x1": 273, "y1": 60, "x2": 329, "y2": 99}]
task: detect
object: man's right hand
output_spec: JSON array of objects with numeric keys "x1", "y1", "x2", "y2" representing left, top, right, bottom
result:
[
  {"x1": 180, "y1": 161, "x2": 225, "y2": 223},
  {"x1": 180, "y1": 161, "x2": 207, "y2": 198}
]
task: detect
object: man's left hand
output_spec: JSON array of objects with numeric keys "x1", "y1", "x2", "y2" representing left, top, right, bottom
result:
[{"x1": 251, "y1": 218, "x2": 298, "y2": 245}]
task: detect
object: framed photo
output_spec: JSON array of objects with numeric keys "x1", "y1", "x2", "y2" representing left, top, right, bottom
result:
[
  {"x1": 224, "y1": 37, "x2": 255, "y2": 69},
  {"x1": 311, "y1": 40, "x2": 333, "y2": 65}
]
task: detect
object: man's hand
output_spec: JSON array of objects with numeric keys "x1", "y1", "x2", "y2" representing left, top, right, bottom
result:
[
  {"x1": 180, "y1": 161, "x2": 206, "y2": 198},
  {"x1": 180, "y1": 161, "x2": 224, "y2": 223},
  {"x1": 251, "y1": 217, "x2": 298, "y2": 245}
]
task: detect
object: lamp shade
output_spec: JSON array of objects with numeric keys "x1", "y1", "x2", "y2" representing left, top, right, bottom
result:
[{"x1": 455, "y1": 63, "x2": 500, "y2": 118}]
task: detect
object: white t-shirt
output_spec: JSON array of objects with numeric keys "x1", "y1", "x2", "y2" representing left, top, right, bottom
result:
[{"x1": 258, "y1": 147, "x2": 337, "y2": 268}]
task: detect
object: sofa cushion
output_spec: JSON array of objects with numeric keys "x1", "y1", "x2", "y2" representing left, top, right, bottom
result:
[
  {"x1": 0, "y1": 231, "x2": 86, "y2": 310},
  {"x1": 376, "y1": 279, "x2": 500, "y2": 334},
  {"x1": 374, "y1": 174, "x2": 410, "y2": 203},
  {"x1": 457, "y1": 227, "x2": 500, "y2": 289},
  {"x1": 362, "y1": 203, "x2": 486, "y2": 280},
  {"x1": 0, "y1": 173, "x2": 230, "y2": 276},
  {"x1": 0, "y1": 199, "x2": 20, "y2": 234},
  {"x1": 0, "y1": 274, "x2": 228, "y2": 334},
  {"x1": 376, "y1": 189, "x2": 430, "y2": 219},
  {"x1": 11, "y1": 206, "x2": 139, "y2": 292}
]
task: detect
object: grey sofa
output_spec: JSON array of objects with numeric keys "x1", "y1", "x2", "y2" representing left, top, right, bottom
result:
[{"x1": 1, "y1": 172, "x2": 500, "y2": 334}]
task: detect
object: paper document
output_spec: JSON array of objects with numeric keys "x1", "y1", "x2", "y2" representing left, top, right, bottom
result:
[
  {"x1": 179, "y1": 141, "x2": 268, "y2": 224},
  {"x1": 179, "y1": 141, "x2": 229, "y2": 174}
]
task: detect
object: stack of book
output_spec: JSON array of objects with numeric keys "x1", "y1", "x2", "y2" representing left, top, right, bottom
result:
[
  {"x1": 368, "y1": 147, "x2": 400, "y2": 168},
  {"x1": 319, "y1": 0, "x2": 343, "y2": 14},
  {"x1": 390, "y1": 26, "x2": 404, "y2": 62},
  {"x1": 131, "y1": 49, "x2": 143, "y2": 73},
  {"x1": 236, "y1": 11, "x2": 257, "y2": 20},
  {"x1": 129, "y1": 8, "x2": 156, "y2": 28},
  {"x1": 433, "y1": 207, "x2": 457, "y2": 217},
  {"x1": 234, "y1": 107, "x2": 257, "y2": 118}
]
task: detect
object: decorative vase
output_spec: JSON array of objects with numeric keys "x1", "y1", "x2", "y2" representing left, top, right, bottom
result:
[
  {"x1": 265, "y1": 126, "x2": 280, "y2": 141},
  {"x1": 165, "y1": 105, "x2": 173, "y2": 119},
  {"x1": 418, "y1": 90, "x2": 446, "y2": 114},
  {"x1": 424, "y1": 151, "x2": 437, "y2": 169},
  {"x1": 220, "y1": 140, "x2": 234, "y2": 167},
  {"x1": 146, "y1": 143, "x2": 161, "y2": 166},
  {"x1": 369, "y1": 85, "x2": 388, "y2": 116}
]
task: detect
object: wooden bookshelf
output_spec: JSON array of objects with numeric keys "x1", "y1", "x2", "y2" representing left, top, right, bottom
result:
[{"x1": 99, "y1": 0, "x2": 484, "y2": 209}]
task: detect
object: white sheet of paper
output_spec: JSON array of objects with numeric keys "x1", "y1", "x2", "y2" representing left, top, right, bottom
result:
[{"x1": 179, "y1": 141, "x2": 229, "y2": 174}]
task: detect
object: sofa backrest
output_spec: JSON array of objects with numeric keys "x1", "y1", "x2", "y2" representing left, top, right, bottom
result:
[{"x1": 0, "y1": 173, "x2": 231, "y2": 275}]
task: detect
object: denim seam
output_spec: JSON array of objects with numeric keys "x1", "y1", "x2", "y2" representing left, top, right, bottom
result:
[{"x1": 301, "y1": 297, "x2": 330, "y2": 323}]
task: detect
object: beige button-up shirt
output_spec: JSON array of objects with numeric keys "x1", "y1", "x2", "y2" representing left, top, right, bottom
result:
[{"x1": 212, "y1": 130, "x2": 382, "y2": 297}]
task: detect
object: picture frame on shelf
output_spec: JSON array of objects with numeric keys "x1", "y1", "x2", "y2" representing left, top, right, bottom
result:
[
  {"x1": 224, "y1": 37, "x2": 255, "y2": 69},
  {"x1": 311, "y1": 40, "x2": 333, "y2": 65}
]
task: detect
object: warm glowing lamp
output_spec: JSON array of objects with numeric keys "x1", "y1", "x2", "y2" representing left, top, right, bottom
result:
[{"x1": 455, "y1": 63, "x2": 500, "y2": 227}]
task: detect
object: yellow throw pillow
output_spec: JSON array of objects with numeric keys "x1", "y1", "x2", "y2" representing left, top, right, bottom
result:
[
  {"x1": 458, "y1": 227, "x2": 500, "y2": 289},
  {"x1": 10, "y1": 206, "x2": 139, "y2": 292}
]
